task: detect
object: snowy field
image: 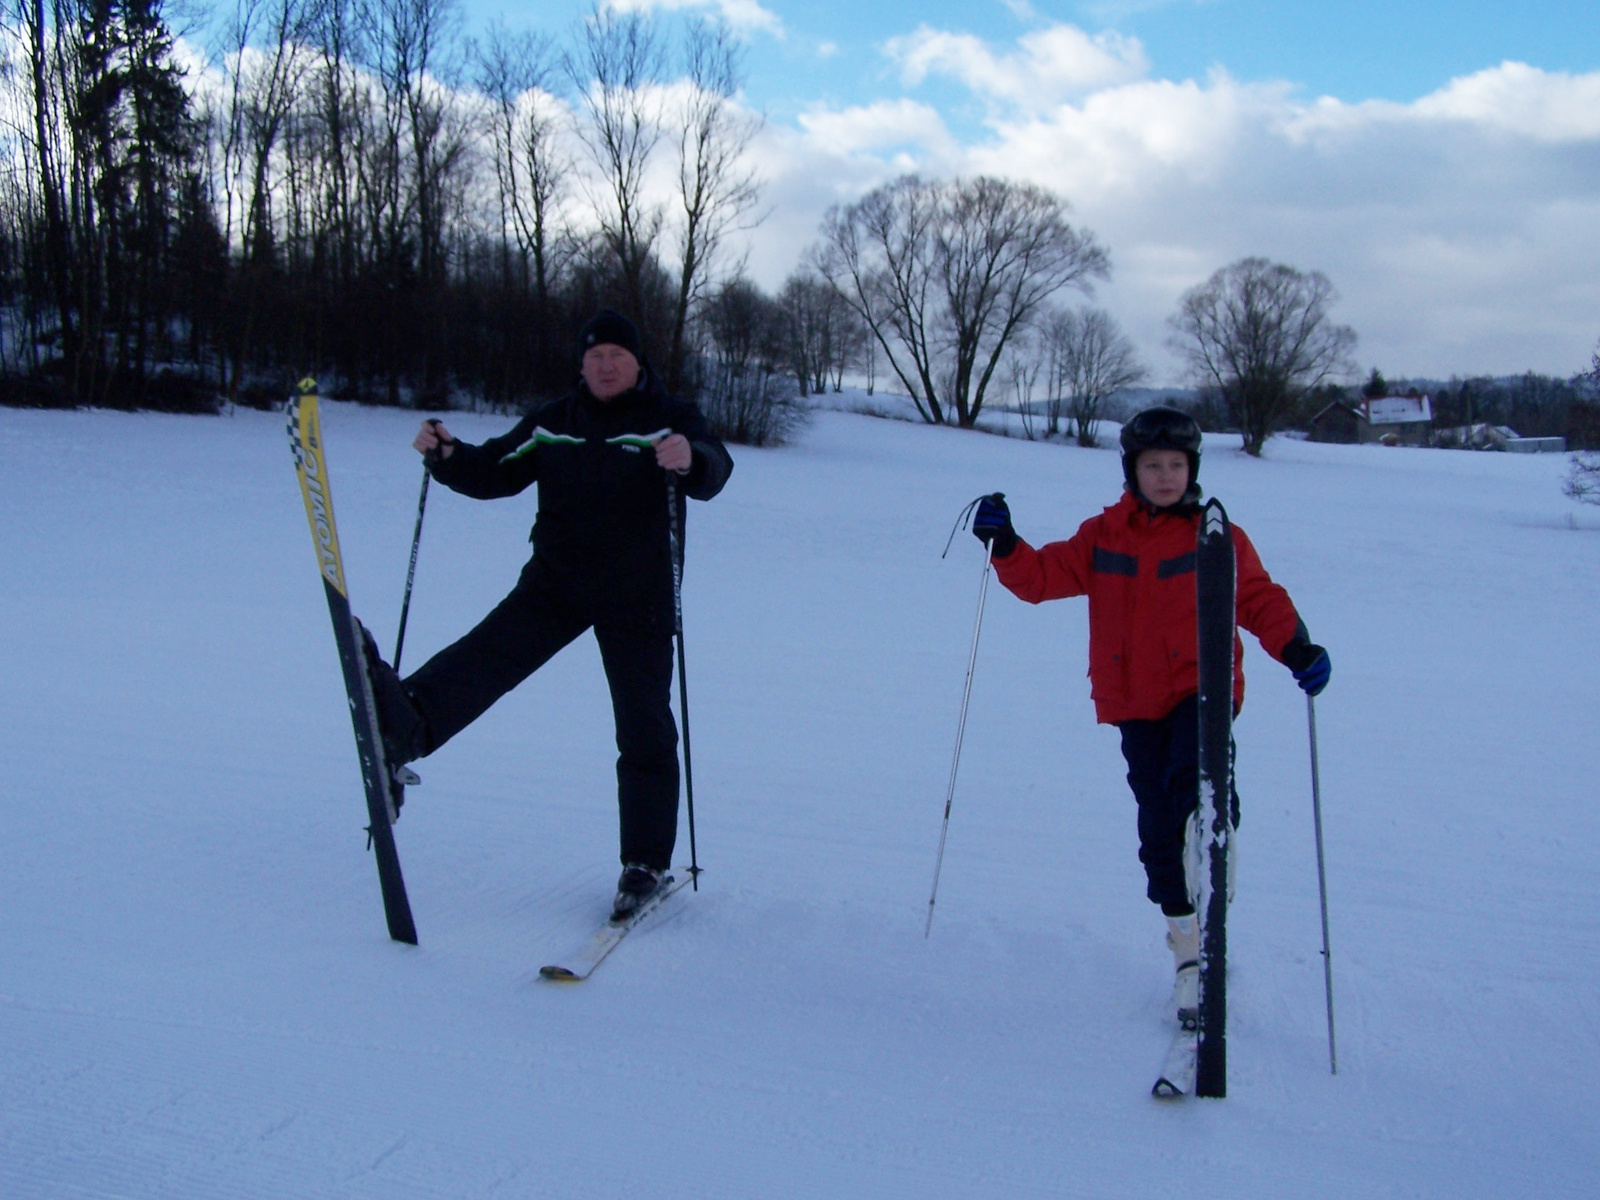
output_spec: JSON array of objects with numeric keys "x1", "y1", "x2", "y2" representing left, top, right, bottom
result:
[{"x1": 1, "y1": 399, "x2": 1596, "y2": 1198}]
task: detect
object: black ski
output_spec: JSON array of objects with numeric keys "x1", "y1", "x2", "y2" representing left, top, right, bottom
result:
[
  {"x1": 288, "y1": 381, "x2": 418, "y2": 945},
  {"x1": 1193, "y1": 497, "x2": 1235, "y2": 1097}
]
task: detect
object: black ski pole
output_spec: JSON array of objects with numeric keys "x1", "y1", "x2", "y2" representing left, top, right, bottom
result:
[
  {"x1": 926, "y1": 496, "x2": 998, "y2": 938},
  {"x1": 393, "y1": 421, "x2": 439, "y2": 671},
  {"x1": 1307, "y1": 693, "x2": 1338, "y2": 1074},
  {"x1": 666, "y1": 473, "x2": 700, "y2": 888}
]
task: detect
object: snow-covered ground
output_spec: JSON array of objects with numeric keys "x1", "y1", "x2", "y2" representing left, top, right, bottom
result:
[{"x1": 1, "y1": 400, "x2": 1595, "y2": 1197}]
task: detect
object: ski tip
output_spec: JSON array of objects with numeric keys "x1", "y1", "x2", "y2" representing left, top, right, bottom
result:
[
  {"x1": 1152, "y1": 1078, "x2": 1187, "y2": 1099},
  {"x1": 539, "y1": 965, "x2": 583, "y2": 982}
]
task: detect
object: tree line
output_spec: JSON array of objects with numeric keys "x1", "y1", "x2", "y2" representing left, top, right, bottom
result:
[
  {"x1": 0, "y1": 0, "x2": 771, "y2": 420},
  {"x1": 3, "y1": 1, "x2": 1587, "y2": 456},
  {"x1": 0, "y1": 0, "x2": 1150, "y2": 446},
  {"x1": 1396, "y1": 369, "x2": 1600, "y2": 447}
]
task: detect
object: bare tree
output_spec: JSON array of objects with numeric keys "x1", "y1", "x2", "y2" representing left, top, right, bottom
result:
[
  {"x1": 778, "y1": 267, "x2": 861, "y2": 396},
  {"x1": 1004, "y1": 329, "x2": 1044, "y2": 439},
  {"x1": 1565, "y1": 339, "x2": 1600, "y2": 503},
  {"x1": 1170, "y1": 257, "x2": 1357, "y2": 456},
  {"x1": 475, "y1": 24, "x2": 568, "y2": 308},
  {"x1": 8, "y1": 0, "x2": 79, "y2": 385},
  {"x1": 566, "y1": 1, "x2": 664, "y2": 329},
  {"x1": 816, "y1": 175, "x2": 1107, "y2": 427},
  {"x1": 698, "y1": 275, "x2": 801, "y2": 445},
  {"x1": 232, "y1": 0, "x2": 311, "y2": 267},
  {"x1": 665, "y1": 17, "x2": 761, "y2": 393},
  {"x1": 396, "y1": 0, "x2": 469, "y2": 394},
  {"x1": 1046, "y1": 306, "x2": 1146, "y2": 446},
  {"x1": 357, "y1": 0, "x2": 472, "y2": 400},
  {"x1": 473, "y1": 24, "x2": 571, "y2": 400},
  {"x1": 816, "y1": 176, "x2": 942, "y2": 422},
  {"x1": 213, "y1": 0, "x2": 312, "y2": 396}
]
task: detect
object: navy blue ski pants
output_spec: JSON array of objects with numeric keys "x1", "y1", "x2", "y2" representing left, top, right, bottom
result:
[{"x1": 1117, "y1": 693, "x2": 1238, "y2": 916}]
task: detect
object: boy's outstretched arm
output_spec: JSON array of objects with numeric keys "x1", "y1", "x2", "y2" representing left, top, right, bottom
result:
[{"x1": 971, "y1": 494, "x2": 1093, "y2": 603}]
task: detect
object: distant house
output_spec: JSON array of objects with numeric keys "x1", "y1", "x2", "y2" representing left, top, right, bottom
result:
[
  {"x1": 1309, "y1": 394, "x2": 1434, "y2": 445},
  {"x1": 1430, "y1": 423, "x2": 1564, "y2": 451},
  {"x1": 1507, "y1": 436, "x2": 1567, "y2": 453},
  {"x1": 1308, "y1": 400, "x2": 1365, "y2": 444},
  {"x1": 1361, "y1": 394, "x2": 1433, "y2": 446},
  {"x1": 1434, "y1": 423, "x2": 1519, "y2": 451}
]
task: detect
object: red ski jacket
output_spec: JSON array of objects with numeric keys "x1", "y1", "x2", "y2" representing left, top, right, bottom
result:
[{"x1": 993, "y1": 492, "x2": 1302, "y2": 724}]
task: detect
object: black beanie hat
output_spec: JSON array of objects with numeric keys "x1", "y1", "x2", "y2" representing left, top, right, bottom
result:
[{"x1": 577, "y1": 309, "x2": 644, "y2": 361}]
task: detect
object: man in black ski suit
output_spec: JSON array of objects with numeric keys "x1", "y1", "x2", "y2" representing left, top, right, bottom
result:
[{"x1": 365, "y1": 310, "x2": 733, "y2": 919}]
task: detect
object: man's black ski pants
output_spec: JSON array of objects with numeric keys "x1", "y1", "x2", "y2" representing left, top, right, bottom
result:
[{"x1": 402, "y1": 564, "x2": 679, "y2": 872}]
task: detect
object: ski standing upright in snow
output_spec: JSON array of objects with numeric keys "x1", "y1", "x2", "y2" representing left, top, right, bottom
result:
[
  {"x1": 287, "y1": 380, "x2": 418, "y2": 945},
  {"x1": 1193, "y1": 499, "x2": 1237, "y2": 1097},
  {"x1": 1153, "y1": 498, "x2": 1234, "y2": 1098}
]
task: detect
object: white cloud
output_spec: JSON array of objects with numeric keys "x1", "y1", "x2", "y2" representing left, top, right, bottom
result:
[
  {"x1": 959, "y1": 60, "x2": 1600, "y2": 376},
  {"x1": 603, "y1": 0, "x2": 785, "y2": 38},
  {"x1": 1407, "y1": 61, "x2": 1600, "y2": 142},
  {"x1": 740, "y1": 30, "x2": 1600, "y2": 380},
  {"x1": 795, "y1": 98, "x2": 961, "y2": 162},
  {"x1": 885, "y1": 23, "x2": 1148, "y2": 110}
]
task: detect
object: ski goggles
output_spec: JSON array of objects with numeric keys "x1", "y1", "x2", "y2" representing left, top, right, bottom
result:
[{"x1": 1122, "y1": 407, "x2": 1202, "y2": 453}]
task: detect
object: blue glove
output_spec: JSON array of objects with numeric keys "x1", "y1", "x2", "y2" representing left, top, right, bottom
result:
[
  {"x1": 971, "y1": 493, "x2": 1018, "y2": 557},
  {"x1": 1282, "y1": 637, "x2": 1331, "y2": 696}
]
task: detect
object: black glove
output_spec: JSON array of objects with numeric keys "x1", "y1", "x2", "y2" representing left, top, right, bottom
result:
[
  {"x1": 971, "y1": 493, "x2": 1018, "y2": 558},
  {"x1": 422, "y1": 418, "x2": 454, "y2": 465},
  {"x1": 1281, "y1": 633, "x2": 1331, "y2": 697}
]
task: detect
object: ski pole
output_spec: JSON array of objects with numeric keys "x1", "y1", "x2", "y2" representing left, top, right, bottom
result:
[
  {"x1": 666, "y1": 473, "x2": 700, "y2": 889},
  {"x1": 1307, "y1": 693, "x2": 1338, "y2": 1075},
  {"x1": 926, "y1": 497, "x2": 998, "y2": 938},
  {"x1": 393, "y1": 422, "x2": 439, "y2": 671}
]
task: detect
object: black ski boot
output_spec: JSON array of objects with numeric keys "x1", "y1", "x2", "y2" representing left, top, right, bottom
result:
[
  {"x1": 356, "y1": 621, "x2": 429, "y2": 797},
  {"x1": 611, "y1": 864, "x2": 665, "y2": 923}
]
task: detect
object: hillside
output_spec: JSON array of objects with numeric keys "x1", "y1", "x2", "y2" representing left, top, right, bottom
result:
[{"x1": 0, "y1": 402, "x2": 1595, "y2": 1197}]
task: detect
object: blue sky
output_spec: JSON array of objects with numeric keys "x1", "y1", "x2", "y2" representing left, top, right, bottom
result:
[
  {"x1": 449, "y1": 1, "x2": 1600, "y2": 378},
  {"x1": 478, "y1": 0, "x2": 1598, "y2": 113}
]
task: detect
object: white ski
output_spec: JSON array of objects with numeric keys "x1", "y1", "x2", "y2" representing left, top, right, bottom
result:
[
  {"x1": 1153, "y1": 1028, "x2": 1199, "y2": 1098},
  {"x1": 538, "y1": 871, "x2": 694, "y2": 982}
]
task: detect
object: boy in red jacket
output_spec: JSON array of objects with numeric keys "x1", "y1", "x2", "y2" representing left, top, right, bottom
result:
[{"x1": 972, "y1": 407, "x2": 1330, "y2": 1026}]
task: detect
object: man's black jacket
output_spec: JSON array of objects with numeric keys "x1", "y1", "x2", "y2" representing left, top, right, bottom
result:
[{"x1": 428, "y1": 374, "x2": 733, "y2": 628}]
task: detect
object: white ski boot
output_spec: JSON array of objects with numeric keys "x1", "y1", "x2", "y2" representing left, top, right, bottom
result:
[{"x1": 1166, "y1": 912, "x2": 1200, "y2": 1031}]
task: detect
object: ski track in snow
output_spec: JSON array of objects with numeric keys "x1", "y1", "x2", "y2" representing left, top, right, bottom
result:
[{"x1": 0, "y1": 401, "x2": 1596, "y2": 1197}]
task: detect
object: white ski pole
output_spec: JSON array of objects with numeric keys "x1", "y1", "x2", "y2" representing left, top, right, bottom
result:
[
  {"x1": 1307, "y1": 693, "x2": 1338, "y2": 1074},
  {"x1": 926, "y1": 504, "x2": 997, "y2": 938}
]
